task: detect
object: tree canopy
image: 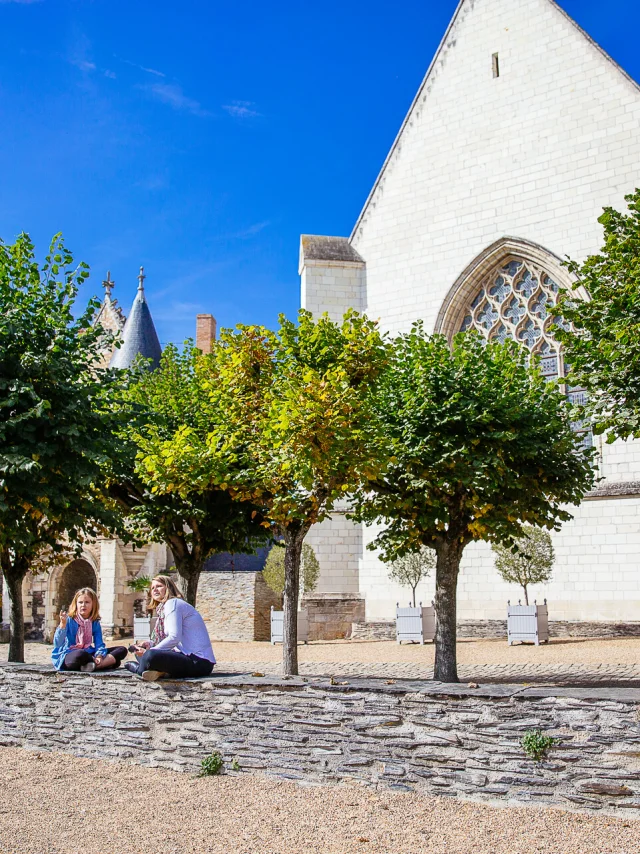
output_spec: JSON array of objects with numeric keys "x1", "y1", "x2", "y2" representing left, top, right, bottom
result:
[
  {"x1": 139, "y1": 310, "x2": 388, "y2": 674},
  {"x1": 351, "y1": 325, "x2": 596, "y2": 681},
  {"x1": 492, "y1": 525, "x2": 554, "y2": 605},
  {"x1": 107, "y1": 342, "x2": 270, "y2": 605},
  {"x1": 555, "y1": 188, "x2": 640, "y2": 441},
  {"x1": 0, "y1": 234, "x2": 123, "y2": 660}
]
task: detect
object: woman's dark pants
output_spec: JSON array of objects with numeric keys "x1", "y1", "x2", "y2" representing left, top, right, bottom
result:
[{"x1": 137, "y1": 648, "x2": 214, "y2": 678}]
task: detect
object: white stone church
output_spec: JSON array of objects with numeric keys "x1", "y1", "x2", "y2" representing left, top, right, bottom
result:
[{"x1": 301, "y1": 0, "x2": 640, "y2": 632}]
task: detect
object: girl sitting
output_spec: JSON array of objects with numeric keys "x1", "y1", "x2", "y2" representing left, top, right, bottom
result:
[
  {"x1": 126, "y1": 574, "x2": 215, "y2": 682},
  {"x1": 52, "y1": 587, "x2": 127, "y2": 672}
]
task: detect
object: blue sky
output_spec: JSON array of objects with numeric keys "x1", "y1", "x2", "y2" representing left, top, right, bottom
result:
[{"x1": 1, "y1": 0, "x2": 638, "y2": 346}]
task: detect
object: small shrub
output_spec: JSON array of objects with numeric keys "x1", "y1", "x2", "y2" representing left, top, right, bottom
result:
[
  {"x1": 231, "y1": 757, "x2": 241, "y2": 772},
  {"x1": 198, "y1": 751, "x2": 224, "y2": 776},
  {"x1": 127, "y1": 575, "x2": 152, "y2": 593},
  {"x1": 263, "y1": 542, "x2": 320, "y2": 599},
  {"x1": 521, "y1": 729, "x2": 556, "y2": 762}
]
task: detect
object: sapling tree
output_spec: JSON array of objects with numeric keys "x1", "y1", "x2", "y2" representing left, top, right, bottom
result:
[
  {"x1": 492, "y1": 526, "x2": 554, "y2": 605},
  {"x1": 0, "y1": 234, "x2": 124, "y2": 661},
  {"x1": 555, "y1": 189, "x2": 640, "y2": 442},
  {"x1": 387, "y1": 546, "x2": 435, "y2": 607},
  {"x1": 140, "y1": 310, "x2": 387, "y2": 675},
  {"x1": 262, "y1": 542, "x2": 320, "y2": 604},
  {"x1": 352, "y1": 326, "x2": 596, "y2": 683}
]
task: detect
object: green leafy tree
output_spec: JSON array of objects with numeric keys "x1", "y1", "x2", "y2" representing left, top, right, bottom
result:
[
  {"x1": 387, "y1": 546, "x2": 435, "y2": 607},
  {"x1": 555, "y1": 189, "x2": 640, "y2": 441},
  {"x1": 262, "y1": 542, "x2": 320, "y2": 602},
  {"x1": 139, "y1": 310, "x2": 387, "y2": 675},
  {"x1": 351, "y1": 326, "x2": 596, "y2": 683},
  {"x1": 107, "y1": 343, "x2": 271, "y2": 605},
  {"x1": 0, "y1": 234, "x2": 123, "y2": 661},
  {"x1": 492, "y1": 525, "x2": 554, "y2": 605}
]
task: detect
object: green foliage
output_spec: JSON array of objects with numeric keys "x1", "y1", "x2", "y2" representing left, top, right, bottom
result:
[
  {"x1": 351, "y1": 325, "x2": 597, "y2": 681},
  {"x1": 107, "y1": 342, "x2": 271, "y2": 603},
  {"x1": 387, "y1": 546, "x2": 435, "y2": 607},
  {"x1": 0, "y1": 233, "x2": 124, "y2": 660},
  {"x1": 521, "y1": 729, "x2": 556, "y2": 762},
  {"x1": 555, "y1": 189, "x2": 640, "y2": 442},
  {"x1": 231, "y1": 757, "x2": 241, "y2": 772},
  {"x1": 138, "y1": 309, "x2": 388, "y2": 674},
  {"x1": 492, "y1": 526, "x2": 554, "y2": 605},
  {"x1": 127, "y1": 575, "x2": 152, "y2": 593},
  {"x1": 198, "y1": 751, "x2": 224, "y2": 776},
  {"x1": 262, "y1": 542, "x2": 320, "y2": 598}
]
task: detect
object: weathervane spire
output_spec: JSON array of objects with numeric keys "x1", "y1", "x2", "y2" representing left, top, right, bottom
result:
[{"x1": 102, "y1": 271, "x2": 115, "y2": 299}]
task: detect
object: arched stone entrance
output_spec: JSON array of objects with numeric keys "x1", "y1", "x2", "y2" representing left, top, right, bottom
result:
[
  {"x1": 56, "y1": 559, "x2": 98, "y2": 612},
  {"x1": 43, "y1": 558, "x2": 98, "y2": 641}
]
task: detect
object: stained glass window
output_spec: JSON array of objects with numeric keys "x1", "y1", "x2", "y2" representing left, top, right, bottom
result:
[{"x1": 458, "y1": 256, "x2": 591, "y2": 447}]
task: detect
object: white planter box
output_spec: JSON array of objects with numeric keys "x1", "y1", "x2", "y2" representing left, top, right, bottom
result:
[
  {"x1": 133, "y1": 616, "x2": 157, "y2": 642},
  {"x1": 396, "y1": 603, "x2": 436, "y2": 644},
  {"x1": 507, "y1": 601, "x2": 549, "y2": 645},
  {"x1": 270, "y1": 606, "x2": 309, "y2": 644}
]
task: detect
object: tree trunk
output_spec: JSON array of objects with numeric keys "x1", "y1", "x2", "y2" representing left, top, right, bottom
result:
[
  {"x1": 411, "y1": 585, "x2": 417, "y2": 608},
  {"x1": 5, "y1": 565, "x2": 26, "y2": 663},
  {"x1": 282, "y1": 526, "x2": 306, "y2": 676},
  {"x1": 523, "y1": 584, "x2": 529, "y2": 606},
  {"x1": 433, "y1": 537, "x2": 465, "y2": 683},
  {"x1": 174, "y1": 558, "x2": 201, "y2": 606}
]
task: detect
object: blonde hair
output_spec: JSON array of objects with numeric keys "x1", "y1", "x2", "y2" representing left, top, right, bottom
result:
[
  {"x1": 145, "y1": 574, "x2": 183, "y2": 613},
  {"x1": 68, "y1": 588, "x2": 100, "y2": 622}
]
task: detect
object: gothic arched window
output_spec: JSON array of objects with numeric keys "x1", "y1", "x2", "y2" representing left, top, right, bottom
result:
[{"x1": 457, "y1": 256, "x2": 591, "y2": 447}]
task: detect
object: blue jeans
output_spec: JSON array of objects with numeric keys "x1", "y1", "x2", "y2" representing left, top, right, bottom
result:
[{"x1": 137, "y1": 648, "x2": 214, "y2": 678}]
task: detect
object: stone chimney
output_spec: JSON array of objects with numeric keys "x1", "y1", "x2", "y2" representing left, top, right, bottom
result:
[{"x1": 196, "y1": 314, "x2": 217, "y2": 354}]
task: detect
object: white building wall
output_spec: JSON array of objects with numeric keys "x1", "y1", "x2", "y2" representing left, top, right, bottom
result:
[
  {"x1": 305, "y1": 506, "x2": 362, "y2": 595},
  {"x1": 301, "y1": 260, "x2": 365, "y2": 323},
  {"x1": 304, "y1": 0, "x2": 640, "y2": 624}
]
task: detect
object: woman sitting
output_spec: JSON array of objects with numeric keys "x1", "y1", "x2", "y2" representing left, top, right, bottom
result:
[
  {"x1": 52, "y1": 587, "x2": 128, "y2": 672},
  {"x1": 126, "y1": 574, "x2": 215, "y2": 682}
]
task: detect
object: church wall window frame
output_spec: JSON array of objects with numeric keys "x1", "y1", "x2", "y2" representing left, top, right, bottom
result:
[{"x1": 435, "y1": 237, "x2": 593, "y2": 449}]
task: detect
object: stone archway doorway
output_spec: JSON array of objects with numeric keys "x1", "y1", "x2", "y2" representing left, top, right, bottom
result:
[{"x1": 55, "y1": 559, "x2": 98, "y2": 614}]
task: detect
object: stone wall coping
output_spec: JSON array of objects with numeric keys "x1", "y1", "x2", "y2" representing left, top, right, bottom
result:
[
  {"x1": 3, "y1": 663, "x2": 639, "y2": 705},
  {"x1": 302, "y1": 593, "x2": 364, "y2": 602}
]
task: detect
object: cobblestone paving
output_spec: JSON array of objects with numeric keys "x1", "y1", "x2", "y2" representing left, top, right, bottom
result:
[{"x1": 222, "y1": 659, "x2": 640, "y2": 685}]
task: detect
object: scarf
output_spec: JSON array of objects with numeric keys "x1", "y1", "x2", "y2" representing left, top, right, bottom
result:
[
  {"x1": 150, "y1": 602, "x2": 167, "y2": 646},
  {"x1": 71, "y1": 613, "x2": 94, "y2": 649}
]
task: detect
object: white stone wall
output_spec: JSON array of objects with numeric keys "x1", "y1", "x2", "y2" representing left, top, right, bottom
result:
[
  {"x1": 303, "y1": 0, "x2": 640, "y2": 623},
  {"x1": 360, "y1": 496, "x2": 640, "y2": 623},
  {"x1": 300, "y1": 260, "x2": 365, "y2": 323},
  {"x1": 305, "y1": 506, "x2": 362, "y2": 595}
]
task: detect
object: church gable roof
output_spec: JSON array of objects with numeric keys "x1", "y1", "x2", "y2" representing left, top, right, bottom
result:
[
  {"x1": 350, "y1": 0, "x2": 640, "y2": 244},
  {"x1": 110, "y1": 267, "x2": 162, "y2": 370}
]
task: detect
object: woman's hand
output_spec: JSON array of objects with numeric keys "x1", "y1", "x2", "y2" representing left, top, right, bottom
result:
[
  {"x1": 58, "y1": 610, "x2": 68, "y2": 629},
  {"x1": 134, "y1": 641, "x2": 150, "y2": 656}
]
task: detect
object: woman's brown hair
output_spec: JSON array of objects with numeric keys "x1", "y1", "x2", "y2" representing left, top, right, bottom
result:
[
  {"x1": 145, "y1": 574, "x2": 183, "y2": 613},
  {"x1": 68, "y1": 587, "x2": 100, "y2": 622}
]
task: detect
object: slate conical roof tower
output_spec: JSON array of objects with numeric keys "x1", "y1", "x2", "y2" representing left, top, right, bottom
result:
[{"x1": 110, "y1": 267, "x2": 162, "y2": 370}]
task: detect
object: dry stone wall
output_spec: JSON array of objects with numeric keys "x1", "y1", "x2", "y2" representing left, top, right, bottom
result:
[
  {"x1": 351, "y1": 620, "x2": 640, "y2": 641},
  {"x1": 196, "y1": 571, "x2": 281, "y2": 642},
  {"x1": 2, "y1": 665, "x2": 640, "y2": 815}
]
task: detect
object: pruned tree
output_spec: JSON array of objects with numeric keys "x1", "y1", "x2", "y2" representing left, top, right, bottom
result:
[
  {"x1": 387, "y1": 546, "x2": 435, "y2": 607},
  {"x1": 351, "y1": 325, "x2": 596, "y2": 683},
  {"x1": 0, "y1": 234, "x2": 124, "y2": 661},
  {"x1": 262, "y1": 542, "x2": 320, "y2": 603},
  {"x1": 106, "y1": 342, "x2": 271, "y2": 605},
  {"x1": 492, "y1": 526, "x2": 554, "y2": 605},
  {"x1": 139, "y1": 310, "x2": 387, "y2": 675},
  {"x1": 555, "y1": 188, "x2": 640, "y2": 442}
]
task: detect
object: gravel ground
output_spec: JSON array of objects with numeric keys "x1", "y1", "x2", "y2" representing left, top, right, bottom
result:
[
  {"x1": 0, "y1": 748, "x2": 638, "y2": 854},
  {"x1": 3, "y1": 636, "x2": 640, "y2": 667}
]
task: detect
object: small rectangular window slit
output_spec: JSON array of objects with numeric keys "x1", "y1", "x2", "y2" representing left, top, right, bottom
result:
[{"x1": 492, "y1": 53, "x2": 500, "y2": 78}]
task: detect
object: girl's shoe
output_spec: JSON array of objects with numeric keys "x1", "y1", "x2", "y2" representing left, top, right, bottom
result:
[
  {"x1": 141, "y1": 669, "x2": 167, "y2": 682},
  {"x1": 80, "y1": 662, "x2": 96, "y2": 673}
]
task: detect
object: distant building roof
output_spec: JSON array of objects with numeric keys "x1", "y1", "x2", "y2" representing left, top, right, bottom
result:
[
  {"x1": 110, "y1": 267, "x2": 162, "y2": 370},
  {"x1": 300, "y1": 235, "x2": 364, "y2": 264},
  {"x1": 203, "y1": 546, "x2": 271, "y2": 572}
]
